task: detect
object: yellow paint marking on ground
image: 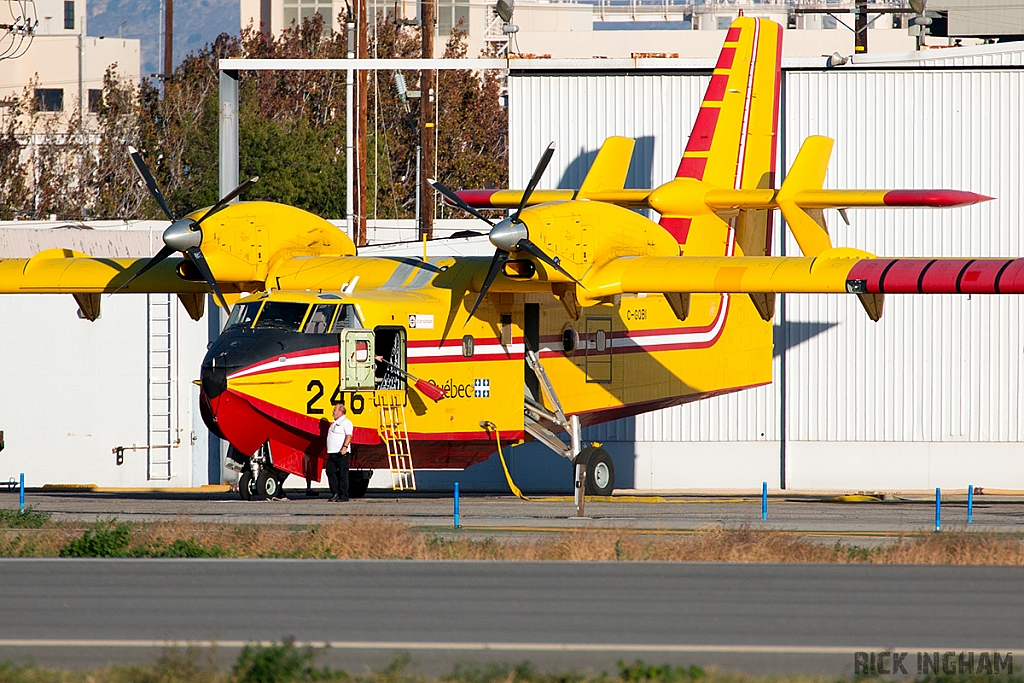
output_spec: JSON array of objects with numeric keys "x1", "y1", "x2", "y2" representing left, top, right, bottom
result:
[
  {"x1": 40, "y1": 484, "x2": 232, "y2": 493},
  {"x1": 824, "y1": 495, "x2": 883, "y2": 503},
  {"x1": 527, "y1": 495, "x2": 762, "y2": 504}
]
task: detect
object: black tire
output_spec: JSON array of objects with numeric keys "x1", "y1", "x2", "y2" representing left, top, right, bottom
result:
[
  {"x1": 349, "y1": 471, "x2": 371, "y2": 499},
  {"x1": 238, "y1": 471, "x2": 255, "y2": 501},
  {"x1": 256, "y1": 471, "x2": 279, "y2": 499},
  {"x1": 585, "y1": 448, "x2": 615, "y2": 496}
]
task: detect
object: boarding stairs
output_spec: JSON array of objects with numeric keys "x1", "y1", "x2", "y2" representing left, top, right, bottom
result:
[
  {"x1": 523, "y1": 349, "x2": 574, "y2": 458},
  {"x1": 375, "y1": 390, "x2": 416, "y2": 490}
]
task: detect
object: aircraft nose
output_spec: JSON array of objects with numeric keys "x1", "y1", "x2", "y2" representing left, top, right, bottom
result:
[
  {"x1": 201, "y1": 332, "x2": 257, "y2": 399},
  {"x1": 201, "y1": 363, "x2": 228, "y2": 400}
]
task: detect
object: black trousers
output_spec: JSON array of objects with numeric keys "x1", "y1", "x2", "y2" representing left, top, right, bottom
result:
[{"x1": 325, "y1": 452, "x2": 349, "y2": 500}]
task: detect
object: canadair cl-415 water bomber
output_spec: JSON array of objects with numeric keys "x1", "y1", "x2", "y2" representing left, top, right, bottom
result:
[{"x1": 0, "y1": 16, "x2": 1008, "y2": 503}]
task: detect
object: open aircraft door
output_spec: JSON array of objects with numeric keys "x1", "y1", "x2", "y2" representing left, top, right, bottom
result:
[{"x1": 340, "y1": 329, "x2": 375, "y2": 391}]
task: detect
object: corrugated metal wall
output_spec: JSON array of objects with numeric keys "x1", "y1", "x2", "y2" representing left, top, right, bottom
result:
[
  {"x1": 510, "y1": 59, "x2": 1024, "y2": 489},
  {"x1": 784, "y1": 70, "x2": 1024, "y2": 445}
]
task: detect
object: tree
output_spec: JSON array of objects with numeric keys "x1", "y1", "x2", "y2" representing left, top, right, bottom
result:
[{"x1": 2, "y1": 13, "x2": 508, "y2": 224}]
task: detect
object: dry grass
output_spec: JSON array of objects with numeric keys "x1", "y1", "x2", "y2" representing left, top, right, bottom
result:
[
  {"x1": 8, "y1": 644, "x2": 1016, "y2": 683},
  {"x1": 1, "y1": 516, "x2": 1023, "y2": 563}
]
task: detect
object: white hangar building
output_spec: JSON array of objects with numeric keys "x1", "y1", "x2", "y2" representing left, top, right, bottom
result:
[{"x1": 2, "y1": 41, "x2": 1024, "y2": 492}]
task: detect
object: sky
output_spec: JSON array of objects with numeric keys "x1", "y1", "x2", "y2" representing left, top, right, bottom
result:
[{"x1": 88, "y1": 0, "x2": 239, "y2": 77}]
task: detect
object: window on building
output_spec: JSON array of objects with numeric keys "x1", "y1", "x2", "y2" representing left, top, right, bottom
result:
[
  {"x1": 34, "y1": 89, "x2": 63, "y2": 112},
  {"x1": 88, "y1": 89, "x2": 102, "y2": 113},
  {"x1": 282, "y1": 0, "x2": 333, "y2": 30},
  {"x1": 716, "y1": 16, "x2": 731, "y2": 30},
  {"x1": 822, "y1": 14, "x2": 837, "y2": 29},
  {"x1": 64, "y1": 1, "x2": 75, "y2": 30},
  {"x1": 437, "y1": 0, "x2": 470, "y2": 35}
]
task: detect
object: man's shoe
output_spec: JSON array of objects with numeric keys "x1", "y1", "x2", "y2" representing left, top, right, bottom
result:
[
  {"x1": 329, "y1": 495, "x2": 339, "y2": 502},
  {"x1": 338, "y1": 497, "x2": 349, "y2": 502}
]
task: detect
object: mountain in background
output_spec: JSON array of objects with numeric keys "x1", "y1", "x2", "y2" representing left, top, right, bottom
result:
[{"x1": 89, "y1": 0, "x2": 239, "y2": 78}]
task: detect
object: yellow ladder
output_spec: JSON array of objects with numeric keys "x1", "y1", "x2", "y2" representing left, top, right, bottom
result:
[{"x1": 375, "y1": 391, "x2": 416, "y2": 490}]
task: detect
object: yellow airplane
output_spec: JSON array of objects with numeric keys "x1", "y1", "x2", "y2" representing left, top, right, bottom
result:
[{"x1": 0, "y1": 16, "x2": 1009, "y2": 501}]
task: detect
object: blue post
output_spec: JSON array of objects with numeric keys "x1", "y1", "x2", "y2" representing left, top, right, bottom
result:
[
  {"x1": 454, "y1": 481, "x2": 461, "y2": 528},
  {"x1": 761, "y1": 482, "x2": 767, "y2": 521},
  {"x1": 935, "y1": 487, "x2": 941, "y2": 532},
  {"x1": 19, "y1": 473, "x2": 24, "y2": 512},
  {"x1": 967, "y1": 485, "x2": 974, "y2": 524}
]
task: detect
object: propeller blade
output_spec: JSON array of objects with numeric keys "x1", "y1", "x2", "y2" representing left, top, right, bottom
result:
[
  {"x1": 515, "y1": 141, "x2": 556, "y2": 217},
  {"x1": 428, "y1": 178, "x2": 495, "y2": 226},
  {"x1": 184, "y1": 246, "x2": 231, "y2": 312},
  {"x1": 467, "y1": 249, "x2": 509, "y2": 320},
  {"x1": 113, "y1": 244, "x2": 176, "y2": 294},
  {"x1": 127, "y1": 145, "x2": 174, "y2": 222},
  {"x1": 517, "y1": 238, "x2": 581, "y2": 285},
  {"x1": 196, "y1": 176, "x2": 260, "y2": 225}
]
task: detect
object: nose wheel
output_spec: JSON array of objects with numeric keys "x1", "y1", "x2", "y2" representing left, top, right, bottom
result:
[
  {"x1": 256, "y1": 471, "x2": 281, "y2": 499},
  {"x1": 238, "y1": 471, "x2": 257, "y2": 501}
]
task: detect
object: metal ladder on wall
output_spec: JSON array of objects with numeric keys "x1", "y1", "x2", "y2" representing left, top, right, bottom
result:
[
  {"x1": 147, "y1": 294, "x2": 175, "y2": 481},
  {"x1": 375, "y1": 390, "x2": 415, "y2": 490}
]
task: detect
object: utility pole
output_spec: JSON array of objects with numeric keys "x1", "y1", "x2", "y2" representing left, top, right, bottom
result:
[
  {"x1": 355, "y1": 0, "x2": 368, "y2": 246},
  {"x1": 346, "y1": 22, "x2": 354, "y2": 243},
  {"x1": 419, "y1": 0, "x2": 435, "y2": 240},
  {"x1": 78, "y1": 8, "x2": 86, "y2": 219},
  {"x1": 854, "y1": 0, "x2": 868, "y2": 54},
  {"x1": 164, "y1": 0, "x2": 174, "y2": 77}
]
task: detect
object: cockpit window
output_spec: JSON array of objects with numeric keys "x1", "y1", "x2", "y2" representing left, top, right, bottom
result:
[
  {"x1": 303, "y1": 304, "x2": 338, "y2": 334},
  {"x1": 329, "y1": 304, "x2": 361, "y2": 333},
  {"x1": 254, "y1": 302, "x2": 310, "y2": 331},
  {"x1": 225, "y1": 302, "x2": 261, "y2": 329}
]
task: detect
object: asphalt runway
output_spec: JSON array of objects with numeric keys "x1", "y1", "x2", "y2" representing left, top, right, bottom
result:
[{"x1": 0, "y1": 560, "x2": 1021, "y2": 676}]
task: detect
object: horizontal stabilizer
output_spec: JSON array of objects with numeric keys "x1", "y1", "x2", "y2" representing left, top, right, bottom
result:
[{"x1": 456, "y1": 188, "x2": 652, "y2": 209}]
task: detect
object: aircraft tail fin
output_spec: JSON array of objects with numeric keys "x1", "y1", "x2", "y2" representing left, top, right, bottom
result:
[
  {"x1": 657, "y1": 17, "x2": 783, "y2": 250},
  {"x1": 776, "y1": 135, "x2": 834, "y2": 256},
  {"x1": 672, "y1": 17, "x2": 782, "y2": 190},
  {"x1": 579, "y1": 137, "x2": 636, "y2": 194}
]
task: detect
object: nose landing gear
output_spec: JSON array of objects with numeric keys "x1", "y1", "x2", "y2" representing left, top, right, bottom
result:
[{"x1": 229, "y1": 444, "x2": 287, "y2": 500}]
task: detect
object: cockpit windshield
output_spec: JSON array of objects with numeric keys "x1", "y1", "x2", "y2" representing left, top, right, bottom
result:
[
  {"x1": 302, "y1": 304, "x2": 337, "y2": 334},
  {"x1": 225, "y1": 302, "x2": 261, "y2": 330},
  {"x1": 254, "y1": 302, "x2": 310, "y2": 332}
]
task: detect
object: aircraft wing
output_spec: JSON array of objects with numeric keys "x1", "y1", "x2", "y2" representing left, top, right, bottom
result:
[
  {"x1": 586, "y1": 252, "x2": 1024, "y2": 297},
  {"x1": 0, "y1": 249, "x2": 215, "y2": 320},
  {"x1": 0, "y1": 250, "x2": 211, "y2": 294}
]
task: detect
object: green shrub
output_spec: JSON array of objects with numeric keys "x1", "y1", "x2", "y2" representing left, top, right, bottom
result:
[
  {"x1": 127, "y1": 537, "x2": 230, "y2": 559},
  {"x1": 59, "y1": 520, "x2": 131, "y2": 557},
  {"x1": 0, "y1": 506, "x2": 50, "y2": 529},
  {"x1": 617, "y1": 660, "x2": 704, "y2": 683},
  {"x1": 232, "y1": 640, "x2": 339, "y2": 683}
]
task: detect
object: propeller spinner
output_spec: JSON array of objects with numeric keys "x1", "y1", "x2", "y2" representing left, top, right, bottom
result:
[
  {"x1": 117, "y1": 145, "x2": 257, "y2": 311},
  {"x1": 429, "y1": 141, "x2": 580, "y2": 319}
]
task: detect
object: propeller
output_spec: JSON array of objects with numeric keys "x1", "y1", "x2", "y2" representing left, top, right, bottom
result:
[
  {"x1": 117, "y1": 145, "x2": 258, "y2": 311},
  {"x1": 428, "y1": 141, "x2": 581, "y2": 320}
]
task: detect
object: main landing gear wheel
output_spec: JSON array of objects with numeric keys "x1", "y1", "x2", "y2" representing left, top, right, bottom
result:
[
  {"x1": 585, "y1": 448, "x2": 615, "y2": 496},
  {"x1": 256, "y1": 471, "x2": 280, "y2": 499},
  {"x1": 238, "y1": 471, "x2": 256, "y2": 501}
]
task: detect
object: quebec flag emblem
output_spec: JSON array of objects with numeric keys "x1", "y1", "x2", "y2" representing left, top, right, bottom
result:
[{"x1": 474, "y1": 379, "x2": 490, "y2": 398}]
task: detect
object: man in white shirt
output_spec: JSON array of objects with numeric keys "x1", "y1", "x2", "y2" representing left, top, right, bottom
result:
[{"x1": 325, "y1": 403, "x2": 354, "y2": 501}]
